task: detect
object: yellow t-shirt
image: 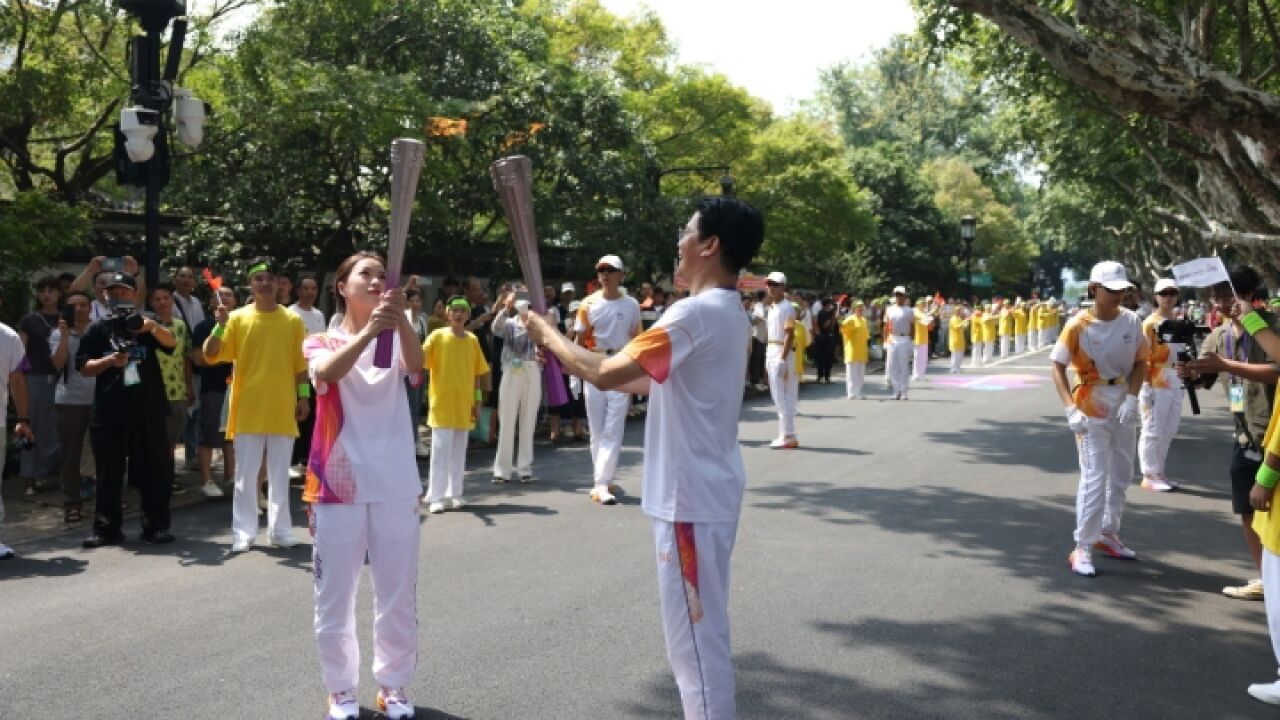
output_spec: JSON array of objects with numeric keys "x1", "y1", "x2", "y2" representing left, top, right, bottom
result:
[
  {"x1": 423, "y1": 328, "x2": 490, "y2": 430},
  {"x1": 949, "y1": 319, "x2": 968, "y2": 352},
  {"x1": 839, "y1": 315, "x2": 869, "y2": 363},
  {"x1": 970, "y1": 312, "x2": 984, "y2": 344},
  {"x1": 1040, "y1": 306, "x2": 1057, "y2": 330},
  {"x1": 1013, "y1": 309, "x2": 1027, "y2": 335},
  {"x1": 913, "y1": 316, "x2": 931, "y2": 346},
  {"x1": 1256, "y1": 386, "x2": 1280, "y2": 553},
  {"x1": 998, "y1": 310, "x2": 1013, "y2": 337},
  {"x1": 205, "y1": 305, "x2": 307, "y2": 439},
  {"x1": 982, "y1": 313, "x2": 998, "y2": 341},
  {"x1": 1028, "y1": 306, "x2": 1041, "y2": 332},
  {"x1": 793, "y1": 320, "x2": 809, "y2": 376}
]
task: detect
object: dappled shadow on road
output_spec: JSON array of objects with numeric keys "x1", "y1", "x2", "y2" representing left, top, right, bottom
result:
[
  {"x1": 749, "y1": 483, "x2": 1254, "y2": 608},
  {"x1": 740, "y1": 440, "x2": 870, "y2": 455},
  {"x1": 0, "y1": 554, "x2": 88, "y2": 580},
  {"x1": 454, "y1": 502, "x2": 559, "y2": 528},
  {"x1": 622, "y1": 605, "x2": 1269, "y2": 719},
  {"x1": 922, "y1": 415, "x2": 1077, "y2": 474}
]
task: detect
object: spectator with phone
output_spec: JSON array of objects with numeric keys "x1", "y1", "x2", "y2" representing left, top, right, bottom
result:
[
  {"x1": 70, "y1": 256, "x2": 145, "y2": 322},
  {"x1": 49, "y1": 291, "x2": 97, "y2": 523}
]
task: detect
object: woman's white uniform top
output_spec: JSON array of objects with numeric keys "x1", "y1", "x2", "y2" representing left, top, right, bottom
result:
[{"x1": 621, "y1": 288, "x2": 749, "y2": 523}]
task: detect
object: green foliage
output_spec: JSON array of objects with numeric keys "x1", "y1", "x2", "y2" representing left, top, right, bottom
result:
[{"x1": 0, "y1": 191, "x2": 90, "y2": 323}]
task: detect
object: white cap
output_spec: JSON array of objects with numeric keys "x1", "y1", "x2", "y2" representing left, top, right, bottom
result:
[
  {"x1": 1089, "y1": 261, "x2": 1133, "y2": 291},
  {"x1": 595, "y1": 254, "x2": 624, "y2": 271},
  {"x1": 560, "y1": 282, "x2": 575, "y2": 293},
  {"x1": 1153, "y1": 278, "x2": 1177, "y2": 294},
  {"x1": 765, "y1": 271, "x2": 787, "y2": 285},
  {"x1": 892, "y1": 285, "x2": 907, "y2": 295}
]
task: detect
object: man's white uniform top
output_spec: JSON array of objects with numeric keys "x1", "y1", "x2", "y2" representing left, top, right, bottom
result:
[
  {"x1": 622, "y1": 288, "x2": 749, "y2": 522},
  {"x1": 884, "y1": 304, "x2": 916, "y2": 339},
  {"x1": 575, "y1": 292, "x2": 642, "y2": 351},
  {"x1": 764, "y1": 300, "x2": 796, "y2": 356}
]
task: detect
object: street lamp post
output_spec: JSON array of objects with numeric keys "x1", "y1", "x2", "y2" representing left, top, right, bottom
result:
[
  {"x1": 960, "y1": 215, "x2": 977, "y2": 300},
  {"x1": 115, "y1": 0, "x2": 205, "y2": 287}
]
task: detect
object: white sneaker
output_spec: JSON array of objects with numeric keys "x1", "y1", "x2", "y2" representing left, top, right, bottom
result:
[
  {"x1": 1094, "y1": 534, "x2": 1137, "y2": 560},
  {"x1": 270, "y1": 535, "x2": 299, "y2": 548},
  {"x1": 327, "y1": 688, "x2": 360, "y2": 719},
  {"x1": 200, "y1": 482, "x2": 224, "y2": 498},
  {"x1": 0, "y1": 543, "x2": 14, "y2": 559},
  {"x1": 444, "y1": 496, "x2": 467, "y2": 510},
  {"x1": 1141, "y1": 476, "x2": 1174, "y2": 492},
  {"x1": 288, "y1": 465, "x2": 304, "y2": 480},
  {"x1": 1249, "y1": 680, "x2": 1280, "y2": 705},
  {"x1": 426, "y1": 502, "x2": 445, "y2": 514},
  {"x1": 377, "y1": 686, "x2": 414, "y2": 719},
  {"x1": 1069, "y1": 547, "x2": 1097, "y2": 577},
  {"x1": 1224, "y1": 578, "x2": 1265, "y2": 600},
  {"x1": 590, "y1": 486, "x2": 618, "y2": 505},
  {"x1": 230, "y1": 539, "x2": 253, "y2": 553}
]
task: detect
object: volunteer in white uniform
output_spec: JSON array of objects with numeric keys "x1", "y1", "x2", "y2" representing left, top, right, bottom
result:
[
  {"x1": 1050, "y1": 261, "x2": 1149, "y2": 577},
  {"x1": 883, "y1": 286, "x2": 915, "y2": 401},
  {"x1": 304, "y1": 251, "x2": 423, "y2": 720},
  {"x1": 1138, "y1": 278, "x2": 1185, "y2": 492},
  {"x1": 762, "y1": 271, "x2": 798, "y2": 448},
  {"x1": 575, "y1": 254, "x2": 642, "y2": 504},
  {"x1": 491, "y1": 292, "x2": 541, "y2": 483},
  {"x1": 527, "y1": 196, "x2": 765, "y2": 720}
]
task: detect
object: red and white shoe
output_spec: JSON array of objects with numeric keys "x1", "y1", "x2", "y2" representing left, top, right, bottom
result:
[
  {"x1": 590, "y1": 486, "x2": 618, "y2": 505},
  {"x1": 1068, "y1": 547, "x2": 1097, "y2": 577},
  {"x1": 769, "y1": 437, "x2": 800, "y2": 450},
  {"x1": 326, "y1": 689, "x2": 359, "y2": 720},
  {"x1": 1094, "y1": 533, "x2": 1137, "y2": 560},
  {"x1": 376, "y1": 686, "x2": 415, "y2": 719}
]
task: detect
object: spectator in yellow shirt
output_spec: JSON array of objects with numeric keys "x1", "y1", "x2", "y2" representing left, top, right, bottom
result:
[{"x1": 840, "y1": 301, "x2": 869, "y2": 398}]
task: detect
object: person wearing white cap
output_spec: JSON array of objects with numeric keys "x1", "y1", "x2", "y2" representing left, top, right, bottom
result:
[
  {"x1": 1137, "y1": 278, "x2": 1185, "y2": 493},
  {"x1": 763, "y1": 271, "x2": 799, "y2": 447},
  {"x1": 883, "y1": 286, "x2": 916, "y2": 400},
  {"x1": 491, "y1": 291, "x2": 541, "y2": 484},
  {"x1": 1050, "y1": 260, "x2": 1150, "y2": 577},
  {"x1": 574, "y1": 254, "x2": 642, "y2": 504}
]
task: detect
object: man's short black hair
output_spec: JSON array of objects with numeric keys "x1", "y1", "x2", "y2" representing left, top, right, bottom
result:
[
  {"x1": 694, "y1": 197, "x2": 764, "y2": 274},
  {"x1": 58, "y1": 272, "x2": 77, "y2": 283},
  {"x1": 1226, "y1": 265, "x2": 1264, "y2": 299}
]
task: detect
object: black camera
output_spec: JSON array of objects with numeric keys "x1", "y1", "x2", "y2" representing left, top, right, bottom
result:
[
  {"x1": 60, "y1": 303, "x2": 76, "y2": 327},
  {"x1": 12, "y1": 434, "x2": 34, "y2": 452},
  {"x1": 106, "y1": 302, "x2": 145, "y2": 353},
  {"x1": 1156, "y1": 317, "x2": 1201, "y2": 415}
]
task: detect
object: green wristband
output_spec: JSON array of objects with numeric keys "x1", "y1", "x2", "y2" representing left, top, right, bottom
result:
[
  {"x1": 1257, "y1": 463, "x2": 1280, "y2": 489},
  {"x1": 211, "y1": 324, "x2": 226, "y2": 339},
  {"x1": 474, "y1": 389, "x2": 483, "y2": 401},
  {"x1": 297, "y1": 383, "x2": 311, "y2": 399},
  {"x1": 1243, "y1": 311, "x2": 1268, "y2": 337}
]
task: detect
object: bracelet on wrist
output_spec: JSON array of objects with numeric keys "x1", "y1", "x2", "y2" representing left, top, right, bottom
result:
[
  {"x1": 1242, "y1": 311, "x2": 1268, "y2": 337},
  {"x1": 1257, "y1": 463, "x2": 1280, "y2": 489},
  {"x1": 474, "y1": 389, "x2": 484, "y2": 401},
  {"x1": 210, "y1": 324, "x2": 226, "y2": 339},
  {"x1": 297, "y1": 382, "x2": 311, "y2": 399}
]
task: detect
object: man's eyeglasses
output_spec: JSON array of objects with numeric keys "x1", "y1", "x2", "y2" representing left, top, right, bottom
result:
[
  {"x1": 596, "y1": 267, "x2": 620, "y2": 275},
  {"x1": 765, "y1": 281, "x2": 780, "y2": 287},
  {"x1": 1156, "y1": 290, "x2": 1179, "y2": 297}
]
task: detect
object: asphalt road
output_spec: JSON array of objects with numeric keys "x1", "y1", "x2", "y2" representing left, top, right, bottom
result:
[{"x1": 1, "y1": 350, "x2": 1275, "y2": 719}]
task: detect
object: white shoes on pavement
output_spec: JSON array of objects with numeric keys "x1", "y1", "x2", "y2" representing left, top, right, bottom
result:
[
  {"x1": 590, "y1": 486, "x2": 618, "y2": 505},
  {"x1": 423, "y1": 496, "x2": 466, "y2": 514},
  {"x1": 200, "y1": 482, "x2": 224, "y2": 498},
  {"x1": 1249, "y1": 680, "x2": 1280, "y2": 705},
  {"x1": 1093, "y1": 533, "x2": 1137, "y2": 560},
  {"x1": 1224, "y1": 578, "x2": 1264, "y2": 600},
  {"x1": 1069, "y1": 547, "x2": 1097, "y2": 577},
  {"x1": 377, "y1": 686, "x2": 415, "y2": 719},
  {"x1": 327, "y1": 689, "x2": 360, "y2": 719},
  {"x1": 230, "y1": 539, "x2": 253, "y2": 554}
]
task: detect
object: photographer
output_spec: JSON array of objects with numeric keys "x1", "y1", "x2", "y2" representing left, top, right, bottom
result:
[
  {"x1": 1178, "y1": 266, "x2": 1278, "y2": 602},
  {"x1": 75, "y1": 272, "x2": 177, "y2": 548},
  {"x1": 1138, "y1": 279, "x2": 1186, "y2": 493}
]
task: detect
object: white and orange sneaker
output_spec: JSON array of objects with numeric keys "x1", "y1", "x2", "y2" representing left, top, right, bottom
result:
[
  {"x1": 326, "y1": 689, "x2": 359, "y2": 720},
  {"x1": 376, "y1": 686, "x2": 415, "y2": 719},
  {"x1": 1141, "y1": 475, "x2": 1174, "y2": 492},
  {"x1": 1094, "y1": 533, "x2": 1137, "y2": 560},
  {"x1": 590, "y1": 486, "x2": 618, "y2": 505},
  {"x1": 1069, "y1": 547, "x2": 1097, "y2": 577},
  {"x1": 769, "y1": 436, "x2": 799, "y2": 450}
]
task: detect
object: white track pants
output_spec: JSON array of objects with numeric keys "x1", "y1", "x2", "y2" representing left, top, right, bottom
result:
[
  {"x1": 983, "y1": 341, "x2": 995, "y2": 365},
  {"x1": 1073, "y1": 392, "x2": 1137, "y2": 546},
  {"x1": 1015, "y1": 336, "x2": 1026, "y2": 354},
  {"x1": 1262, "y1": 549, "x2": 1280, "y2": 673},
  {"x1": 232, "y1": 433, "x2": 294, "y2": 545},
  {"x1": 950, "y1": 351, "x2": 964, "y2": 373},
  {"x1": 425, "y1": 428, "x2": 468, "y2": 503},
  {"x1": 585, "y1": 382, "x2": 629, "y2": 488},
  {"x1": 313, "y1": 497, "x2": 420, "y2": 694},
  {"x1": 844, "y1": 362, "x2": 865, "y2": 398},
  {"x1": 1138, "y1": 379, "x2": 1183, "y2": 476},
  {"x1": 653, "y1": 518, "x2": 738, "y2": 720},
  {"x1": 887, "y1": 341, "x2": 912, "y2": 397},
  {"x1": 912, "y1": 344, "x2": 928, "y2": 380},
  {"x1": 970, "y1": 343, "x2": 983, "y2": 367},
  {"x1": 1041, "y1": 328, "x2": 1055, "y2": 347},
  {"x1": 1029, "y1": 333, "x2": 1039, "y2": 351},
  {"x1": 999, "y1": 336, "x2": 1011, "y2": 359},
  {"x1": 494, "y1": 365, "x2": 541, "y2": 479},
  {"x1": 765, "y1": 356, "x2": 798, "y2": 439}
]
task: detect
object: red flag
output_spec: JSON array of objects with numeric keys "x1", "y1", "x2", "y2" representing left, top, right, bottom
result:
[
  {"x1": 934, "y1": 291, "x2": 945, "y2": 305},
  {"x1": 201, "y1": 267, "x2": 223, "y2": 291}
]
